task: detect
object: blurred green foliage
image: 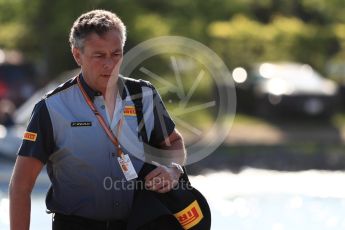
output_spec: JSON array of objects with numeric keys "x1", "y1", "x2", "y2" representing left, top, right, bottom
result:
[
  {"x1": 208, "y1": 15, "x2": 339, "y2": 71},
  {"x1": 0, "y1": 0, "x2": 345, "y2": 80}
]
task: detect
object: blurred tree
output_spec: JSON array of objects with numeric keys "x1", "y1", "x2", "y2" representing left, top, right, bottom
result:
[
  {"x1": 208, "y1": 14, "x2": 340, "y2": 72},
  {"x1": 301, "y1": 0, "x2": 345, "y2": 23},
  {"x1": 0, "y1": 0, "x2": 344, "y2": 80},
  {"x1": 15, "y1": 0, "x2": 97, "y2": 82},
  {"x1": 0, "y1": 0, "x2": 27, "y2": 49}
]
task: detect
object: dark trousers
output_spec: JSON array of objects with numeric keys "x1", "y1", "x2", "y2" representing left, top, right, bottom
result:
[
  {"x1": 53, "y1": 213, "x2": 182, "y2": 230},
  {"x1": 52, "y1": 213, "x2": 126, "y2": 230}
]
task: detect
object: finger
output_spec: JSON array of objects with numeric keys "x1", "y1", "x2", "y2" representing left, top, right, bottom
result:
[
  {"x1": 148, "y1": 182, "x2": 165, "y2": 191},
  {"x1": 145, "y1": 173, "x2": 165, "y2": 188},
  {"x1": 145, "y1": 166, "x2": 164, "y2": 181},
  {"x1": 157, "y1": 183, "x2": 174, "y2": 193},
  {"x1": 147, "y1": 177, "x2": 168, "y2": 191},
  {"x1": 156, "y1": 177, "x2": 179, "y2": 193},
  {"x1": 157, "y1": 187, "x2": 170, "y2": 193}
]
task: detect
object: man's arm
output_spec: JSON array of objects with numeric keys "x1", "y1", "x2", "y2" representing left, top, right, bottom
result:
[
  {"x1": 145, "y1": 128, "x2": 186, "y2": 193},
  {"x1": 159, "y1": 128, "x2": 186, "y2": 165},
  {"x1": 9, "y1": 156, "x2": 44, "y2": 230}
]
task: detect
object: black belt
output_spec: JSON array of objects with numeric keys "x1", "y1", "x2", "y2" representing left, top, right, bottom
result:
[{"x1": 53, "y1": 213, "x2": 127, "y2": 230}]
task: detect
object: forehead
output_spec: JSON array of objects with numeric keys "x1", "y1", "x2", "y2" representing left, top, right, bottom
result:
[{"x1": 83, "y1": 30, "x2": 122, "y2": 52}]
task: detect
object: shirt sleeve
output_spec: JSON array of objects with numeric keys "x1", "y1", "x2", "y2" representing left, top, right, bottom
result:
[
  {"x1": 148, "y1": 84, "x2": 176, "y2": 146},
  {"x1": 17, "y1": 99, "x2": 55, "y2": 164}
]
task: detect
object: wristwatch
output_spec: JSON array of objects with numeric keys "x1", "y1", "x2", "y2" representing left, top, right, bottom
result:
[{"x1": 169, "y1": 162, "x2": 184, "y2": 175}]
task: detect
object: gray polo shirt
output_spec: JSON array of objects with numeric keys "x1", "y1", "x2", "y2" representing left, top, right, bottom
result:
[{"x1": 17, "y1": 74, "x2": 175, "y2": 220}]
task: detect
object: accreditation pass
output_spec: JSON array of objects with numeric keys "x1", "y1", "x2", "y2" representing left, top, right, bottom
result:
[{"x1": 117, "y1": 154, "x2": 138, "y2": 181}]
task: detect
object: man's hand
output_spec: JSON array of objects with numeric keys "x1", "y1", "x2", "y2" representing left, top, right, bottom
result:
[
  {"x1": 145, "y1": 164, "x2": 182, "y2": 193},
  {"x1": 145, "y1": 128, "x2": 185, "y2": 193}
]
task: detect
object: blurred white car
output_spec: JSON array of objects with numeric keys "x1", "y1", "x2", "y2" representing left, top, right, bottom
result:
[{"x1": 234, "y1": 62, "x2": 340, "y2": 117}]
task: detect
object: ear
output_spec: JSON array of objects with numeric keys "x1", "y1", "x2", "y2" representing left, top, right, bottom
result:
[{"x1": 72, "y1": 47, "x2": 82, "y2": 66}]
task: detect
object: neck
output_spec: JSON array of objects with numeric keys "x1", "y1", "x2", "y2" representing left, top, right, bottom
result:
[{"x1": 81, "y1": 75, "x2": 101, "y2": 95}]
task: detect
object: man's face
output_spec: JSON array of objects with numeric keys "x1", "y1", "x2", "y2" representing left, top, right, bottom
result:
[{"x1": 72, "y1": 29, "x2": 123, "y2": 93}]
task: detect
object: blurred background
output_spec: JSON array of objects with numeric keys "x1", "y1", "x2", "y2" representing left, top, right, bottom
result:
[{"x1": 1, "y1": 0, "x2": 345, "y2": 229}]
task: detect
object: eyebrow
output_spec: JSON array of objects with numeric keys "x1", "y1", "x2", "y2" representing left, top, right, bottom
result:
[
  {"x1": 112, "y1": 48, "x2": 122, "y2": 53},
  {"x1": 92, "y1": 49, "x2": 122, "y2": 54}
]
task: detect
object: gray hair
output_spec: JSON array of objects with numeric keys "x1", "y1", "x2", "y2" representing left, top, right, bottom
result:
[{"x1": 69, "y1": 9, "x2": 127, "y2": 49}]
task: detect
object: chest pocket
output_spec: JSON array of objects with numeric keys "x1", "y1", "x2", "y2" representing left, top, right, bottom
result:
[
  {"x1": 69, "y1": 122, "x2": 95, "y2": 140},
  {"x1": 66, "y1": 119, "x2": 109, "y2": 158}
]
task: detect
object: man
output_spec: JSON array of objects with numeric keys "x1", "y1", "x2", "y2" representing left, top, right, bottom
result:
[{"x1": 9, "y1": 10, "x2": 188, "y2": 230}]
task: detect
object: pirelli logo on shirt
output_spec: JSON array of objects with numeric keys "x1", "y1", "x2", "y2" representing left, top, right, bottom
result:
[
  {"x1": 123, "y1": 106, "x2": 136, "y2": 116},
  {"x1": 23, "y1": 131, "x2": 37, "y2": 142},
  {"x1": 174, "y1": 200, "x2": 204, "y2": 229}
]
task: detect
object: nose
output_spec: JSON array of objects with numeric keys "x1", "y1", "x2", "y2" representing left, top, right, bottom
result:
[{"x1": 103, "y1": 57, "x2": 115, "y2": 70}]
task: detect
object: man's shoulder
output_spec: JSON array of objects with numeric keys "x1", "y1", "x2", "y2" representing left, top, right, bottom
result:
[
  {"x1": 45, "y1": 76, "x2": 78, "y2": 99},
  {"x1": 120, "y1": 75, "x2": 153, "y2": 89}
]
